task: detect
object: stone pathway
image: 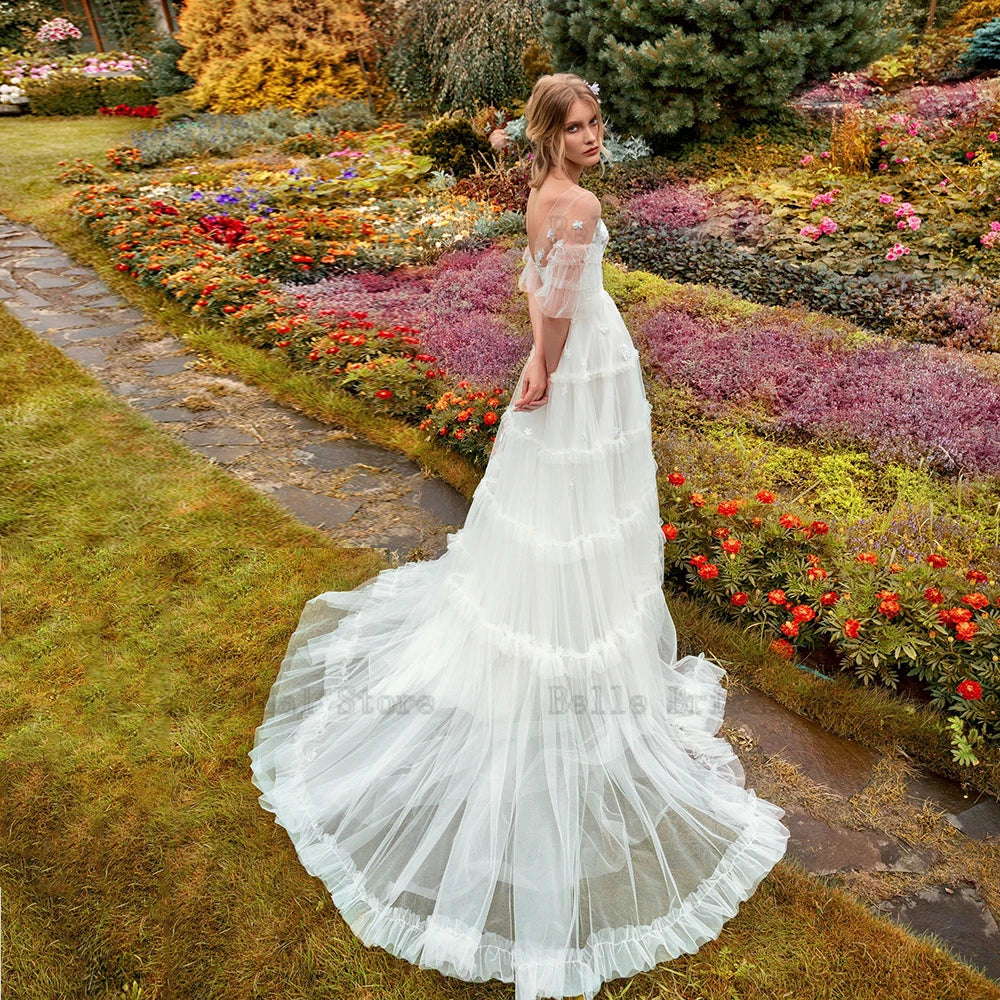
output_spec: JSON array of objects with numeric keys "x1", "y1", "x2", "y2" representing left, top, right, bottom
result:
[{"x1": 1, "y1": 211, "x2": 999, "y2": 985}]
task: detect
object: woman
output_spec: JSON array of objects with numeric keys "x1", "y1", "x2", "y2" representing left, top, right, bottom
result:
[{"x1": 249, "y1": 72, "x2": 790, "y2": 1000}]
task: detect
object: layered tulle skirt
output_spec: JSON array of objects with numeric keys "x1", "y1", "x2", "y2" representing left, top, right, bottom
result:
[{"x1": 249, "y1": 288, "x2": 790, "y2": 1000}]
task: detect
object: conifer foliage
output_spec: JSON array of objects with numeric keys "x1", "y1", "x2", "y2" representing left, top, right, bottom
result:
[
  {"x1": 176, "y1": 0, "x2": 379, "y2": 113},
  {"x1": 544, "y1": 0, "x2": 896, "y2": 144}
]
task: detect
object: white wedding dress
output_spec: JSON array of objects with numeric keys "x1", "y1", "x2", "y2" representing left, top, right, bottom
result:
[{"x1": 249, "y1": 186, "x2": 790, "y2": 1000}]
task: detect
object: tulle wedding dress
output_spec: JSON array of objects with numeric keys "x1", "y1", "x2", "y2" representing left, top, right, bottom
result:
[{"x1": 249, "y1": 185, "x2": 790, "y2": 1000}]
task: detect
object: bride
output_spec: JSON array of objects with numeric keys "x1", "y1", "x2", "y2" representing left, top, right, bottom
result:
[{"x1": 249, "y1": 72, "x2": 790, "y2": 1000}]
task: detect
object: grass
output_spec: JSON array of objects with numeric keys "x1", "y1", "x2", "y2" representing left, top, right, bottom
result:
[{"x1": 2, "y1": 300, "x2": 998, "y2": 1000}]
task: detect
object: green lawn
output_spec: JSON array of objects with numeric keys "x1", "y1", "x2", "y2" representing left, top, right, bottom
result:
[
  {"x1": 2, "y1": 114, "x2": 1000, "y2": 999},
  {"x1": 2, "y1": 299, "x2": 996, "y2": 1000}
]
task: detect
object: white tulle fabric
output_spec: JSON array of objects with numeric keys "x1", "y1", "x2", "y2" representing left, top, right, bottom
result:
[{"x1": 249, "y1": 189, "x2": 790, "y2": 1000}]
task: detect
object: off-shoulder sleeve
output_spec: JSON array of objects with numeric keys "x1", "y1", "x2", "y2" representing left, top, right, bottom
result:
[{"x1": 521, "y1": 190, "x2": 602, "y2": 320}]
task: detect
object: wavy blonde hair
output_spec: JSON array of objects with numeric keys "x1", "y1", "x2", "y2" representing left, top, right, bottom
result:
[{"x1": 524, "y1": 72, "x2": 606, "y2": 188}]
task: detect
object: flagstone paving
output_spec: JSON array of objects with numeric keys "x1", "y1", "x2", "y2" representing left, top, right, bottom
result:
[{"x1": 1, "y1": 211, "x2": 998, "y2": 985}]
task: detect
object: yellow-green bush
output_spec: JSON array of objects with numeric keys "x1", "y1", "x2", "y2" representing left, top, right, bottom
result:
[{"x1": 177, "y1": 0, "x2": 381, "y2": 114}]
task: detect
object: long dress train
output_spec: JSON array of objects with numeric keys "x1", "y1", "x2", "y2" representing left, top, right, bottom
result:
[{"x1": 248, "y1": 185, "x2": 790, "y2": 1000}]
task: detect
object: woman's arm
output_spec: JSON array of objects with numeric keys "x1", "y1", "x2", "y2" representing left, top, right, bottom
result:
[{"x1": 526, "y1": 292, "x2": 570, "y2": 374}]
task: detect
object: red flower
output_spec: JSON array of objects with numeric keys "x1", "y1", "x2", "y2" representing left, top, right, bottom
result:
[
  {"x1": 667, "y1": 471, "x2": 685, "y2": 485},
  {"x1": 791, "y1": 604, "x2": 816, "y2": 622},
  {"x1": 961, "y1": 592, "x2": 990, "y2": 610},
  {"x1": 856, "y1": 552, "x2": 878, "y2": 565},
  {"x1": 925, "y1": 553, "x2": 948, "y2": 568},
  {"x1": 689, "y1": 554, "x2": 709, "y2": 567},
  {"x1": 957, "y1": 679, "x2": 983, "y2": 700},
  {"x1": 955, "y1": 621, "x2": 978, "y2": 641},
  {"x1": 810, "y1": 520, "x2": 829, "y2": 534},
  {"x1": 780, "y1": 620, "x2": 800, "y2": 637},
  {"x1": 819, "y1": 591, "x2": 839, "y2": 606},
  {"x1": 453, "y1": 428, "x2": 465, "y2": 440},
  {"x1": 779, "y1": 512, "x2": 802, "y2": 529},
  {"x1": 375, "y1": 389, "x2": 393, "y2": 399},
  {"x1": 661, "y1": 523, "x2": 678, "y2": 540},
  {"x1": 755, "y1": 489, "x2": 776, "y2": 503},
  {"x1": 730, "y1": 591, "x2": 748, "y2": 607},
  {"x1": 769, "y1": 638, "x2": 794, "y2": 659},
  {"x1": 721, "y1": 537, "x2": 742, "y2": 555},
  {"x1": 767, "y1": 588, "x2": 787, "y2": 605},
  {"x1": 844, "y1": 618, "x2": 861, "y2": 638},
  {"x1": 698, "y1": 563, "x2": 719, "y2": 579},
  {"x1": 807, "y1": 566, "x2": 828, "y2": 581},
  {"x1": 717, "y1": 499, "x2": 741, "y2": 516},
  {"x1": 939, "y1": 607, "x2": 973, "y2": 625},
  {"x1": 713, "y1": 527, "x2": 730, "y2": 539},
  {"x1": 483, "y1": 411, "x2": 498, "y2": 426},
  {"x1": 689, "y1": 493, "x2": 706, "y2": 507},
  {"x1": 924, "y1": 587, "x2": 944, "y2": 604},
  {"x1": 966, "y1": 569, "x2": 989, "y2": 583},
  {"x1": 877, "y1": 599, "x2": 901, "y2": 618}
]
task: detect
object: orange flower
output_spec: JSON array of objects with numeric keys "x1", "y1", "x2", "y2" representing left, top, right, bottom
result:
[
  {"x1": 767, "y1": 589, "x2": 786, "y2": 605},
  {"x1": 698, "y1": 563, "x2": 719, "y2": 579},
  {"x1": 755, "y1": 489, "x2": 776, "y2": 503},
  {"x1": 717, "y1": 499, "x2": 741, "y2": 516},
  {"x1": 689, "y1": 493, "x2": 706, "y2": 507},
  {"x1": 661, "y1": 523, "x2": 678, "y2": 540},
  {"x1": 791, "y1": 604, "x2": 816, "y2": 622},
  {"x1": 844, "y1": 619, "x2": 861, "y2": 638},
  {"x1": 925, "y1": 553, "x2": 948, "y2": 568},
  {"x1": 721, "y1": 538, "x2": 742, "y2": 555},
  {"x1": 961, "y1": 592, "x2": 990, "y2": 610},
  {"x1": 483, "y1": 411, "x2": 498, "y2": 426},
  {"x1": 955, "y1": 621, "x2": 978, "y2": 641},
  {"x1": 769, "y1": 638, "x2": 794, "y2": 659},
  {"x1": 856, "y1": 552, "x2": 878, "y2": 565}
]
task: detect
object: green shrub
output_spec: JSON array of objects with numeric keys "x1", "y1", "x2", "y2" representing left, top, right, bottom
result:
[
  {"x1": 142, "y1": 32, "x2": 195, "y2": 97},
  {"x1": 410, "y1": 114, "x2": 491, "y2": 178},
  {"x1": 24, "y1": 71, "x2": 103, "y2": 115},
  {"x1": 961, "y1": 16, "x2": 1000, "y2": 68},
  {"x1": 99, "y1": 74, "x2": 155, "y2": 107}
]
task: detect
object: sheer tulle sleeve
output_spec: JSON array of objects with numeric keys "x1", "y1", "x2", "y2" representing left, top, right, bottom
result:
[{"x1": 518, "y1": 190, "x2": 602, "y2": 319}]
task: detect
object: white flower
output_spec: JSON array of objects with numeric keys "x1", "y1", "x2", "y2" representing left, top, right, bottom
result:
[{"x1": 587, "y1": 81, "x2": 600, "y2": 95}]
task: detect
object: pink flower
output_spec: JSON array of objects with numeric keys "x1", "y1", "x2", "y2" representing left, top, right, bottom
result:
[
  {"x1": 878, "y1": 163, "x2": 888, "y2": 171},
  {"x1": 878, "y1": 192, "x2": 894, "y2": 204},
  {"x1": 967, "y1": 151, "x2": 977, "y2": 159},
  {"x1": 818, "y1": 216, "x2": 838, "y2": 234},
  {"x1": 908, "y1": 215, "x2": 921, "y2": 230},
  {"x1": 989, "y1": 132, "x2": 998, "y2": 142},
  {"x1": 799, "y1": 154, "x2": 814, "y2": 165}
]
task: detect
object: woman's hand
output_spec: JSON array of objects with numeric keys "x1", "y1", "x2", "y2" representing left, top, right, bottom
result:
[{"x1": 513, "y1": 353, "x2": 550, "y2": 411}]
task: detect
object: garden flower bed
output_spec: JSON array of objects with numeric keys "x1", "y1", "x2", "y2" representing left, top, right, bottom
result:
[{"x1": 58, "y1": 95, "x2": 1000, "y2": 766}]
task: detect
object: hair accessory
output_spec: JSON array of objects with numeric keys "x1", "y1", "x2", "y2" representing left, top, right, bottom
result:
[{"x1": 586, "y1": 81, "x2": 600, "y2": 97}]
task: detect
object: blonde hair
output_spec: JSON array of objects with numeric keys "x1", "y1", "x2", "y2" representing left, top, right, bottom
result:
[{"x1": 524, "y1": 72, "x2": 606, "y2": 188}]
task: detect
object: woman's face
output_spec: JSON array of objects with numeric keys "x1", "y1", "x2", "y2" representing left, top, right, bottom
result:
[{"x1": 561, "y1": 97, "x2": 602, "y2": 168}]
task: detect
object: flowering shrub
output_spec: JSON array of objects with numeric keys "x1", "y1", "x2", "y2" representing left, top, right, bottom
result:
[
  {"x1": 419, "y1": 384, "x2": 508, "y2": 467},
  {"x1": 55, "y1": 158, "x2": 103, "y2": 184},
  {"x1": 36, "y1": 16, "x2": 81, "y2": 43},
  {"x1": 660, "y1": 472, "x2": 1000, "y2": 761},
  {"x1": 638, "y1": 304, "x2": 1000, "y2": 474},
  {"x1": 286, "y1": 247, "x2": 529, "y2": 386},
  {"x1": 99, "y1": 103, "x2": 158, "y2": 118}
]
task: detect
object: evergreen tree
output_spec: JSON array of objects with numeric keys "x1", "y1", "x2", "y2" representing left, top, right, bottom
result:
[{"x1": 544, "y1": 0, "x2": 901, "y2": 147}]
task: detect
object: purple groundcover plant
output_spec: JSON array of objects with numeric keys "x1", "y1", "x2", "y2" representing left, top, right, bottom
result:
[
  {"x1": 622, "y1": 182, "x2": 712, "y2": 230},
  {"x1": 284, "y1": 247, "x2": 529, "y2": 386},
  {"x1": 896, "y1": 80, "x2": 999, "y2": 124},
  {"x1": 639, "y1": 307, "x2": 1000, "y2": 475}
]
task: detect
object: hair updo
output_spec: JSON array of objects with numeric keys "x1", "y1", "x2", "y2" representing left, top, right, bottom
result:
[{"x1": 523, "y1": 72, "x2": 606, "y2": 188}]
